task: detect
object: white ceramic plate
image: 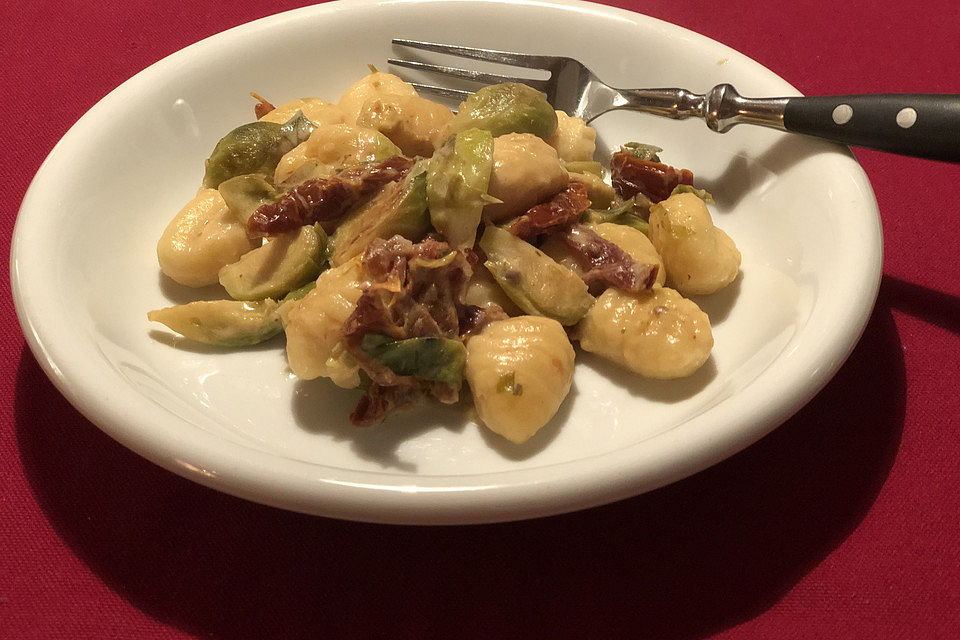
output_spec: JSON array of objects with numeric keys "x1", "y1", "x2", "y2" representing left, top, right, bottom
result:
[{"x1": 11, "y1": 0, "x2": 881, "y2": 524}]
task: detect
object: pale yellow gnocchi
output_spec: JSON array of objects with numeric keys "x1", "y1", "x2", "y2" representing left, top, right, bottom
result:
[
  {"x1": 579, "y1": 287, "x2": 713, "y2": 379},
  {"x1": 337, "y1": 72, "x2": 419, "y2": 125},
  {"x1": 648, "y1": 192, "x2": 741, "y2": 295},
  {"x1": 283, "y1": 259, "x2": 366, "y2": 388},
  {"x1": 259, "y1": 97, "x2": 347, "y2": 126},
  {"x1": 483, "y1": 133, "x2": 568, "y2": 223},
  {"x1": 274, "y1": 123, "x2": 394, "y2": 184},
  {"x1": 157, "y1": 188, "x2": 257, "y2": 287},
  {"x1": 547, "y1": 110, "x2": 597, "y2": 162},
  {"x1": 466, "y1": 316, "x2": 575, "y2": 444},
  {"x1": 356, "y1": 93, "x2": 454, "y2": 157}
]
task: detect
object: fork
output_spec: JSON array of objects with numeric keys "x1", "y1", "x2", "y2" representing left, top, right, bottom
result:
[{"x1": 390, "y1": 39, "x2": 960, "y2": 163}]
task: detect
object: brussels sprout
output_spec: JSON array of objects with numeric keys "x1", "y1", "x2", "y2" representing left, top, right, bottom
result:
[
  {"x1": 147, "y1": 299, "x2": 282, "y2": 346},
  {"x1": 219, "y1": 224, "x2": 327, "y2": 301},
  {"x1": 217, "y1": 174, "x2": 279, "y2": 224},
  {"x1": 581, "y1": 197, "x2": 651, "y2": 233},
  {"x1": 374, "y1": 132, "x2": 403, "y2": 161},
  {"x1": 563, "y1": 160, "x2": 604, "y2": 177},
  {"x1": 202, "y1": 111, "x2": 316, "y2": 188},
  {"x1": 621, "y1": 142, "x2": 663, "y2": 162},
  {"x1": 427, "y1": 128, "x2": 494, "y2": 249},
  {"x1": 451, "y1": 83, "x2": 558, "y2": 140},
  {"x1": 360, "y1": 334, "x2": 466, "y2": 385},
  {"x1": 281, "y1": 279, "x2": 317, "y2": 304},
  {"x1": 670, "y1": 184, "x2": 715, "y2": 204},
  {"x1": 480, "y1": 226, "x2": 594, "y2": 326},
  {"x1": 330, "y1": 164, "x2": 430, "y2": 266}
]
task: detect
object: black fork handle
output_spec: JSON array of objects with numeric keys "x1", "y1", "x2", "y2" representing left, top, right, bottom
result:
[{"x1": 782, "y1": 94, "x2": 960, "y2": 162}]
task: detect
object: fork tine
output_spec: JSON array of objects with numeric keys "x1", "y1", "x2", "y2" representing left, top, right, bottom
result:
[
  {"x1": 408, "y1": 83, "x2": 471, "y2": 103},
  {"x1": 389, "y1": 59, "x2": 549, "y2": 92},
  {"x1": 392, "y1": 38, "x2": 559, "y2": 70}
]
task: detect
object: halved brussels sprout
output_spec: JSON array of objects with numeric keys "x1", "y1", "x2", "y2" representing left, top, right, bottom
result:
[
  {"x1": 219, "y1": 224, "x2": 328, "y2": 301},
  {"x1": 621, "y1": 142, "x2": 663, "y2": 162},
  {"x1": 480, "y1": 226, "x2": 594, "y2": 326},
  {"x1": 581, "y1": 197, "x2": 650, "y2": 233},
  {"x1": 670, "y1": 184, "x2": 715, "y2": 204},
  {"x1": 281, "y1": 279, "x2": 318, "y2": 304},
  {"x1": 330, "y1": 165, "x2": 430, "y2": 266},
  {"x1": 563, "y1": 160, "x2": 604, "y2": 177},
  {"x1": 360, "y1": 334, "x2": 466, "y2": 385},
  {"x1": 217, "y1": 174, "x2": 279, "y2": 225},
  {"x1": 202, "y1": 112, "x2": 316, "y2": 188},
  {"x1": 427, "y1": 128, "x2": 494, "y2": 249},
  {"x1": 451, "y1": 83, "x2": 558, "y2": 140},
  {"x1": 148, "y1": 299, "x2": 282, "y2": 346}
]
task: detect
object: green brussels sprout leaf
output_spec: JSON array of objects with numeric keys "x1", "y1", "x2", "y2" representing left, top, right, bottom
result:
[
  {"x1": 451, "y1": 83, "x2": 558, "y2": 140},
  {"x1": 147, "y1": 299, "x2": 282, "y2": 347},
  {"x1": 202, "y1": 111, "x2": 317, "y2": 188},
  {"x1": 360, "y1": 334, "x2": 467, "y2": 385},
  {"x1": 427, "y1": 128, "x2": 494, "y2": 249},
  {"x1": 670, "y1": 184, "x2": 716, "y2": 204}
]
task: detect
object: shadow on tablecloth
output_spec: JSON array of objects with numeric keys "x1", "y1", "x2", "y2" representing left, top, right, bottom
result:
[{"x1": 15, "y1": 277, "x2": 922, "y2": 640}]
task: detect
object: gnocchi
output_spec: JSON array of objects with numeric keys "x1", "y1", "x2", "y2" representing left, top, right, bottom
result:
[
  {"x1": 547, "y1": 110, "x2": 597, "y2": 162},
  {"x1": 648, "y1": 192, "x2": 741, "y2": 295},
  {"x1": 157, "y1": 188, "x2": 257, "y2": 287},
  {"x1": 356, "y1": 93, "x2": 454, "y2": 157},
  {"x1": 274, "y1": 123, "x2": 397, "y2": 184},
  {"x1": 483, "y1": 133, "x2": 568, "y2": 223},
  {"x1": 579, "y1": 287, "x2": 713, "y2": 379},
  {"x1": 283, "y1": 259, "x2": 366, "y2": 388},
  {"x1": 337, "y1": 72, "x2": 418, "y2": 125},
  {"x1": 259, "y1": 97, "x2": 347, "y2": 126},
  {"x1": 466, "y1": 316, "x2": 575, "y2": 443}
]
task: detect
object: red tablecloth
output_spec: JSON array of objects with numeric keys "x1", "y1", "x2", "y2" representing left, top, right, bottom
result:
[{"x1": 3, "y1": 1, "x2": 959, "y2": 638}]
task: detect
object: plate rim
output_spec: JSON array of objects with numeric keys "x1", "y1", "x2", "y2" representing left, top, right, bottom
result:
[{"x1": 10, "y1": 0, "x2": 883, "y2": 524}]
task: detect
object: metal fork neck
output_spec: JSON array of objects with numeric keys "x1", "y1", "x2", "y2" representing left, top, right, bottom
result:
[{"x1": 611, "y1": 84, "x2": 788, "y2": 132}]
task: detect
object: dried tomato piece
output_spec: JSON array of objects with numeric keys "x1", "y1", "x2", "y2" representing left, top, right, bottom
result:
[
  {"x1": 563, "y1": 224, "x2": 659, "y2": 294},
  {"x1": 508, "y1": 181, "x2": 591, "y2": 239},
  {"x1": 342, "y1": 235, "x2": 475, "y2": 426},
  {"x1": 250, "y1": 92, "x2": 276, "y2": 120},
  {"x1": 610, "y1": 151, "x2": 694, "y2": 202},
  {"x1": 247, "y1": 156, "x2": 414, "y2": 237}
]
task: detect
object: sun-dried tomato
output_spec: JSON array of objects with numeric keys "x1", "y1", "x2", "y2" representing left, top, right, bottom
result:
[
  {"x1": 508, "y1": 181, "x2": 591, "y2": 240},
  {"x1": 610, "y1": 151, "x2": 694, "y2": 202},
  {"x1": 250, "y1": 92, "x2": 276, "y2": 120},
  {"x1": 563, "y1": 224, "x2": 659, "y2": 294},
  {"x1": 247, "y1": 156, "x2": 414, "y2": 237}
]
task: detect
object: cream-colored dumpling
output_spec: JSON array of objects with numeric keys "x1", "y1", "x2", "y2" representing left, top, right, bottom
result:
[
  {"x1": 466, "y1": 316, "x2": 575, "y2": 444},
  {"x1": 274, "y1": 123, "x2": 386, "y2": 184},
  {"x1": 464, "y1": 263, "x2": 522, "y2": 316},
  {"x1": 593, "y1": 222, "x2": 666, "y2": 287},
  {"x1": 259, "y1": 98, "x2": 347, "y2": 126},
  {"x1": 647, "y1": 192, "x2": 740, "y2": 295},
  {"x1": 157, "y1": 188, "x2": 257, "y2": 287},
  {"x1": 483, "y1": 133, "x2": 568, "y2": 223},
  {"x1": 338, "y1": 72, "x2": 418, "y2": 125},
  {"x1": 579, "y1": 287, "x2": 712, "y2": 379},
  {"x1": 283, "y1": 259, "x2": 366, "y2": 388},
  {"x1": 547, "y1": 111, "x2": 596, "y2": 162},
  {"x1": 356, "y1": 93, "x2": 453, "y2": 157}
]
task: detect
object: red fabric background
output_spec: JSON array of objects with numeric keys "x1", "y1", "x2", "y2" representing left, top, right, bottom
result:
[{"x1": 3, "y1": 1, "x2": 959, "y2": 638}]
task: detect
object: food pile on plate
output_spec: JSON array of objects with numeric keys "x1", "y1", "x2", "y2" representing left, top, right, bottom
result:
[{"x1": 149, "y1": 70, "x2": 740, "y2": 445}]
